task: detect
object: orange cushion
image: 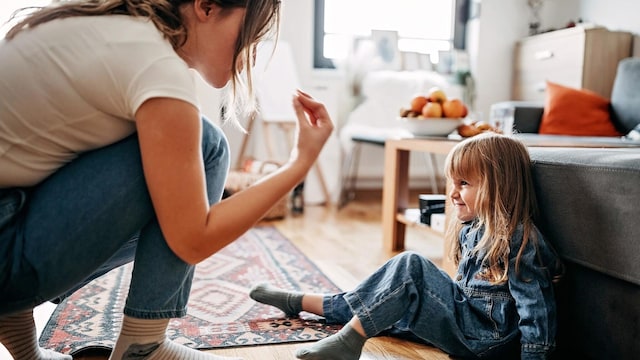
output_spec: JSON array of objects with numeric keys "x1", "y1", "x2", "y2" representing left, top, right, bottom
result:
[{"x1": 539, "y1": 81, "x2": 622, "y2": 136}]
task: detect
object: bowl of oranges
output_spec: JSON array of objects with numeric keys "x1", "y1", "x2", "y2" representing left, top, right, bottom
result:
[{"x1": 397, "y1": 87, "x2": 468, "y2": 136}]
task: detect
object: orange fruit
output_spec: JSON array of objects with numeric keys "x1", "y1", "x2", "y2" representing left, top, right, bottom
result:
[
  {"x1": 442, "y1": 99, "x2": 466, "y2": 118},
  {"x1": 422, "y1": 102, "x2": 443, "y2": 118},
  {"x1": 410, "y1": 95, "x2": 429, "y2": 113},
  {"x1": 427, "y1": 87, "x2": 447, "y2": 103}
]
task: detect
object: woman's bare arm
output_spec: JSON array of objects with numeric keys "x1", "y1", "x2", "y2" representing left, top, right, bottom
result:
[{"x1": 135, "y1": 91, "x2": 333, "y2": 264}]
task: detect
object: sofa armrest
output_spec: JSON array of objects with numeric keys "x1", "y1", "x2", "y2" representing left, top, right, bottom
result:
[{"x1": 490, "y1": 101, "x2": 545, "y2": 134}]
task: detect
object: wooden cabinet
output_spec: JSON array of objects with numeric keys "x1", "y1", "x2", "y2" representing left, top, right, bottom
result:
[{"x1": 512, "y1": 25, "x2": 632, "y2": 102}]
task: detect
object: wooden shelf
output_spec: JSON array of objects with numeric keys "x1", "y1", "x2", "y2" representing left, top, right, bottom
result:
[{"x1": 397, "y1": 209, "x2": 444, "y2": 237}]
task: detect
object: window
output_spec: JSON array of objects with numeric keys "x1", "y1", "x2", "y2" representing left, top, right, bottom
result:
[
  {"x1": 1, "y1": 0, "x2": 52, "y2": 37},
  {"x1": 314, "y1": 0, "x2": 469, "y2": 69}
]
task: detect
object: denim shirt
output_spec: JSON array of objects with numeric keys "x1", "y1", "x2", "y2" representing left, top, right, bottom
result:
[{"x1": 454, "y1": 221, "x2": 559, "y2": 360}]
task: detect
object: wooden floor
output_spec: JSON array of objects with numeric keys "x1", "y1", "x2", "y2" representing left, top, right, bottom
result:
[
  {"x1": 44, "y1": 191, "x2": 452, "y2": 360},
  {"x1": 204, "y1": 191, "x2": 451, "y2": 360}
]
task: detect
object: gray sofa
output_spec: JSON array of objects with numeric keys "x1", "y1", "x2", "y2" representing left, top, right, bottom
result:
[
  {"x1": 529, "y1": 147, "x2": 639, "y2": 359},
  {"x1": 500, "y1": 57, "x2": 640, "y2": 359}
]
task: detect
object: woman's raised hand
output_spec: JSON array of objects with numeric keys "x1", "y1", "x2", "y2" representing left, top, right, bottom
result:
[{"x1": 290, "y1": 89, "x2": 334, "y2": 167}]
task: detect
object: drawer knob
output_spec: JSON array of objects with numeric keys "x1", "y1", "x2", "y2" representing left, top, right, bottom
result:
[{"x1": 534, "y1": 50, "x2": 554, "y2": 60}]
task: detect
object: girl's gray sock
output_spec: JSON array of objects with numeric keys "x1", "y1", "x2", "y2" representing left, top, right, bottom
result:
[
  {"x1": 249, "y1": 283, "x2": 303, "y2": 316},
  {"x1": 294, "y1": 323, "x2": 366, "y2": 360}
]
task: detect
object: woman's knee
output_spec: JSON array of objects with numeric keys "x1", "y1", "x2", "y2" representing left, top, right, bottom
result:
[
  {"x1": 201, "y1": 117, "x2": 230, "y2": 169},
  {"x1": 200, "y1": 118, "x2": 230, "y2": 203}
]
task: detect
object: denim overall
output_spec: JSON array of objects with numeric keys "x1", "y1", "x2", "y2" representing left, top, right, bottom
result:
[{"x1": 321, "y1": 223, "x2": 559, "y2": 360}]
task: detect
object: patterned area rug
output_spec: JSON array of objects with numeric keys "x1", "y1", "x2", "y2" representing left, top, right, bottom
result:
[{"x1": 39, "y1": 226, "x2": 343, "y2": 354}]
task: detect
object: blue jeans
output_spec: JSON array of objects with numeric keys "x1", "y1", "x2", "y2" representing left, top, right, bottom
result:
[
  {"x1": 321, "y1": 252, "x2": 519, "y2": 359},
  {"x1": 0, "y1": 118, "x2": 229, "y2": 319}
]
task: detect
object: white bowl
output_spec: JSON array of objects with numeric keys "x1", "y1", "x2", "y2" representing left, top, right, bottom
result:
[{"x1": 396, "y1": 117, "x2": 463, "y2": 136}]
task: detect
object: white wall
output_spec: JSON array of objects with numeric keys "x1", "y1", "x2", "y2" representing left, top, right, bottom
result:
[
  {"x1": 469, "y1": 0, "x2": 528, "y2": 120},
  {"x1": 580, "y1": 0, "x2": 640, "y2": 34},
  {"x1": 579, "y1": 0, "x2": 640, "y2": 56}
]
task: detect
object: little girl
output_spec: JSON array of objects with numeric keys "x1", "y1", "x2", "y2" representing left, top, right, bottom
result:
[{"x1": 250, "y1": 133, "x2": 563, "y2": 360}]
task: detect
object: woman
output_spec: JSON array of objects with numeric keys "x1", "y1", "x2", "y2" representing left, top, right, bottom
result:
[{"x1": 0, "y1": 1, "x2": 334, "y2": 359}]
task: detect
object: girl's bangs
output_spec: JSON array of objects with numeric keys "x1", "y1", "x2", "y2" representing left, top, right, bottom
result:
[{"x1": 446, "y1": 145, "x2": 480, "y2": 181}]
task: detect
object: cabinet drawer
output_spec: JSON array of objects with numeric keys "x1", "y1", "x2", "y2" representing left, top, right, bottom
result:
[
  {"x1": 512, "y1": 27, "x2": 632, "y2": 101},
  {"x1": 514, "y1": 66, "x2": 583, "y2": 101},
  {"x1": 516, "y1": 33, "x2": 585, "y2": 75}
]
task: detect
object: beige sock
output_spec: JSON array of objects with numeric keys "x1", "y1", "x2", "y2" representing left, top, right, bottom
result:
[
  {"x1": 0, "y1": 309, "x2": 72, "y2": 360},
  {"x1": 109, "y1": 315, "x2": 241, "y2": 360}
]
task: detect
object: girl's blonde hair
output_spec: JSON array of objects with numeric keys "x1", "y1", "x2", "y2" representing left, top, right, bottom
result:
[
  {"x1": 5, "y1": 0, "x2": 281, "y2": 126},
  {"x1": 444, "y1": 133, "x2": 539, "y2": 284}
]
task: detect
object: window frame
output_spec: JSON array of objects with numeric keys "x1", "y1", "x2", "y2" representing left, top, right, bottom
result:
[{"x1": 313, "y1": 0, "x2": 469, "y2": 69}]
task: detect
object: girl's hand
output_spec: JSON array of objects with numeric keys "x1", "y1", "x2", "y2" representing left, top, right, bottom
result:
[{"x1": 290, "y1": 89, "x2": 334, "y2": 167}]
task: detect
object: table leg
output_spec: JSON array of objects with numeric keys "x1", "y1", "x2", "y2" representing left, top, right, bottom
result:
[{"x1": 382, "y1": 144, "x2": 410, "y2": 252}]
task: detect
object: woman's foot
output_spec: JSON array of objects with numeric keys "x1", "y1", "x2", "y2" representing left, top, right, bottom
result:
[
  {"x1": 120, "y1": 339, "x2": 241, "y2": 360},
  {"x1": 109, "y1": 316, "x2": 242, "y2": 360},
  {"x1": 0, "y1": 309, "x2": 72, "y2": 360}
]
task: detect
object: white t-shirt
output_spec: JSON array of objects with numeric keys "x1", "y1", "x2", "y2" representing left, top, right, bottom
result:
[{"x1": 0, "y1": 15, "x2": 199, "y2": 187}]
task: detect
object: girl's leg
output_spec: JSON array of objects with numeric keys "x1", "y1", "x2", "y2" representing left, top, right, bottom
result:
[
  {"x1": 294, "y1": 319, "x2": 366, "y2": 360},
  {"x1": 249, "y1": 286, "x2": 366, "y2": 360},
  {"x1": 249, "y1": 283, "x2": 321, "y2": 317},
  {"x1": 296, "y1": 251, "x2": 477, "y2": 360}
]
